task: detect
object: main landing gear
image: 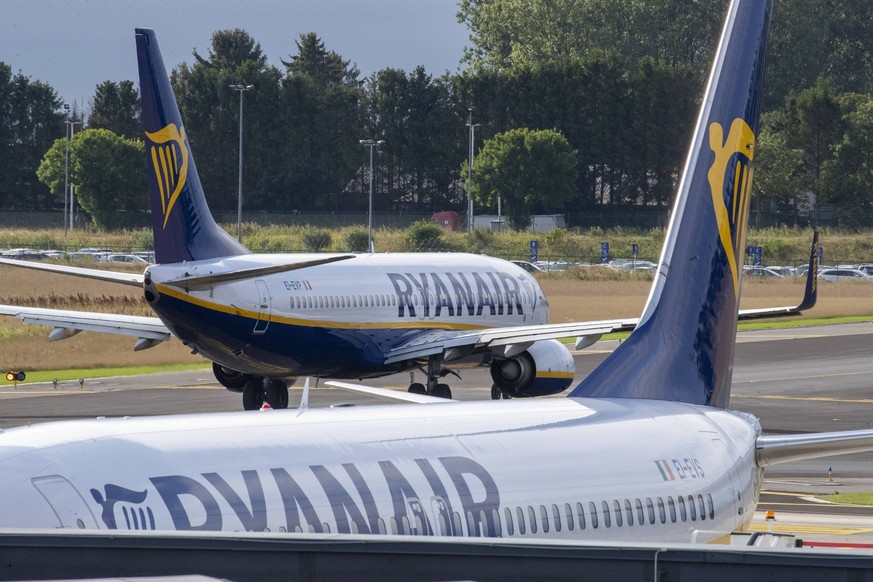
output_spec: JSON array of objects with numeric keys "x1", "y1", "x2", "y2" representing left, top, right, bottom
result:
[
  {"x1": 408, "y1": 357, "x2": 459, "y2": 400},
  {"x1": 242, "y1": 378, "x2": 290, "y2": 410}
]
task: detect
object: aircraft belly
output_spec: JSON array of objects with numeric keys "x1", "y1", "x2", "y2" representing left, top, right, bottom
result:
[{"x1": 151, "y1": 291, "x2": 401, "y2": 376}]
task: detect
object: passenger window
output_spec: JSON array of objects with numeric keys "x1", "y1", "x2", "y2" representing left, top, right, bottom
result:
[
  {"x1": 646, "y1": 498, "x2": 655, "y2": 524},
  {"x1": 565, "y1": 503, "x2": 574, "y2": 531},
  {"x1": 624, "y1": 499, "x2": 634, "y2": 526},
  {"x1": 613, "y1": 500, "x2": 622, "y2": 527},
  {"x1": 697, "y1": 495, "x2": 706, "y2": 521},
  {"x1": 635, "y1": 498, "x2": 644, "y2": 525},
  {"x1": 453, "y1": 512, "x2": 463, "y2": 535},
  {"x1": 480, "y1": 510, "x2": 489, "y2": 536},
  {"x1": 688, "y1": 495, "x2": 697, "y2": 521},
  {"x1": 528, "y1": 506, "x2": 537, "y2": 534},
  {"x1": 552, "y1": 504, "x2": 561, "y2": 532},
  {"x1": 516, "y1": 507, "x2": 526, "y2": 535},
  {"x1": 657, "y1": 497, "x2": 666, "y2": 524},
  {"x1": 667, "y1": 497, "x2": 677, "y2": 523},
  {"x1": 540, "y1": 505, "x2": 549, "y2": 533},
  {"x1": 678, "y1": 495, "x2": 687, "y2": 521},
  {"x1": 707, "y1": 494, "x2": 715, "y2": 520},
  {"x1": 589, "y1": 501, "x2": 599, "y2": 529},
  {"x1": 576, "y1": 502, "x2": 586, "y2": 530},
  {"x1": 466, "y1": 511, "x2": 476, "y2": 536},
  {"x1": 491, "y1": 509, "x2": 501, "y2": 536},
  {"x1": 601, "y1": 500, "x2": 611, "y2": 528},
  {"x1": 504, "y1": 507, "x2": 514, "y2": 536}
]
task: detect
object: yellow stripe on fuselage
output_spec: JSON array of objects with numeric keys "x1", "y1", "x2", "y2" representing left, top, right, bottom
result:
[{"x1": 155, "y1": 282, "x2": 495, "y2": 331}]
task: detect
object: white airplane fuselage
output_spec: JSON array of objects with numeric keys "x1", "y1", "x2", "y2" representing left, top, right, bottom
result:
[
  {"x1": 144, "y1": 253, "x2": 549, "y2": 379},
  {"x1": 0, "y1": 398, "x2": 760, "y2": 542}
]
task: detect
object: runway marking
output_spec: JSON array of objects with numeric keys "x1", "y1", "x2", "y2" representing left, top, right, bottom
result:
[
  {"x1": 734, "y1": 369, "x2": 873, "y2": 386},
  {"x1": 734, "y1": 394, "x2": 873, "y2": 404}
]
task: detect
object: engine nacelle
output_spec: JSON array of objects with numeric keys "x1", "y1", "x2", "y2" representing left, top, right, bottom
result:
[
  {"x1": 489, "y1": 339, "x2": 575, "y2": 397},
  {"x1": 212, "y1": 362, "x2": 256, "y2": 393}
]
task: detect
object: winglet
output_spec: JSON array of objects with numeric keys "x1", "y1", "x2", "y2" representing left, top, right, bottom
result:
[{"x1": 796, "y1": 230, "x2": 819, "y2": 312}]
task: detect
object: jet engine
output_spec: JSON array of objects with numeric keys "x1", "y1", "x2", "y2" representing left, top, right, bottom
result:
[
  {"x1": 489, "y1": 339, "x2": 574, "y2": 398},
  {"x1": 212, "y1": 362, "x2": 256, "y2": 393}
]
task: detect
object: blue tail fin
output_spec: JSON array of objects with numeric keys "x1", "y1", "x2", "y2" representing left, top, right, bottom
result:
[
  {"x1": 135, "y1": 28, "x2": 250, "y2": 264},
  {"x1": 570, "y1": 0, "x2": 774, "y2": 408}
]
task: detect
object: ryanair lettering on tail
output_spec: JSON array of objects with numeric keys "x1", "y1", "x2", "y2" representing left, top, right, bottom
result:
[
  {"x1": 708, "y1": 118, "x2": 756, "y2": 295},
  {"x1": 387, "y1": 271, "x2": 524, "y2": 318},
  {"x1": 146, "y1": 123, "x2": 189, "y2": 228}
]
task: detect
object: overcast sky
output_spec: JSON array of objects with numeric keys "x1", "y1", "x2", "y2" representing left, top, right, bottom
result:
[{"x1": 1, "y1": 0, "x2": 471, "y2": 108}]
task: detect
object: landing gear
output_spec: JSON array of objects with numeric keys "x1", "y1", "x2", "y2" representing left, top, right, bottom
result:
[
  {"x1": 491, "y1": 384, "x2": 512, "y2": 400},
  {"x1": 406, "y1": 357, "x2": 458, "y2": 399},
  {"x1": 242, "y1": 378, "x2": 290, "y2": 410}
]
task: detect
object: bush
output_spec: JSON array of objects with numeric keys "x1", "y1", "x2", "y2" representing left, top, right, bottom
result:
[
  {"x1": 344, "y1": 228, "x2": 371, "y2": 252},
  {"x1": 301, "y1": 228, "x2": 332, "y2": 252},
  {"x1": 404, "y1": 220, "x2": 447, "y2": 252}
]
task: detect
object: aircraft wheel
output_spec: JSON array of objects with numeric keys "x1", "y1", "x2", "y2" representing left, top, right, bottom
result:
[
  {"x1": 409, "y1": 382, "x2": 426, "y2": 395},
  {"x1": 491, "y1": 384, "x2": 512, "y2": 400},
  {"x1": 242, "y1": 379, "x2": 265, "y2": 410},
  {"x1": 266, "y1": 380, "x2": 289, "y2": 409},
  {"x1": 433, "y1": 383, "x2": 452, "y2": 399}
]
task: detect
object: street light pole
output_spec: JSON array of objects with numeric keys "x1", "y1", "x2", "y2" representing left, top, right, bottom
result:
[
  {"x1": 359, "y1": 139, "x2": 384, "y2": 253},
  {"x1": 63, "y1": 104, "x2": 70, "y2": 236},
  {"x1": 229, "y1": 84, "x2": 253, "y2": 242},
  {"x1": 466, "y1": 108, "x2": 480, "y2": 233},
  {"x1": 64, "y1": 115, "x2": 81, "y2": 233}
]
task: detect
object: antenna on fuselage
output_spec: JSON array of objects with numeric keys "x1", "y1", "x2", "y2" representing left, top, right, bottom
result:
[{"x1": 297, "y1": 377, "x2": 311, "y2": 415}]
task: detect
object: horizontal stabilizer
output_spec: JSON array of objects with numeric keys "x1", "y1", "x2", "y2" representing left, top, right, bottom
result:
[
  {"x1": 0, "y1": 305, "x2": 170, "y2": 343},
  {"x1": 162, "y1": 255, "x2": 355, "y2": 289},
  {"x1": 756, "y1": 429, "x2": 873, "y2": 467},
  {"x1": 0, "y1": 258, "x2": 144, "y2": 287}
]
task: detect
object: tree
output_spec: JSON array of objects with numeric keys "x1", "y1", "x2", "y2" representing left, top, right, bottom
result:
[
  {"x1": 172, "y1": 29, "x2": 282, "y2": 212},
  {"x1": 457, "y1": 0, "x2": 723, "y2": 80},
  {"x1": 37, "y1": 129, "x2": 145, "y2": 229},
  {"x1": 751, "y1": 126, "x2": 805, "y2": 226},
  {"x1": 466, "y1": 128, "x2": 577, "y2": 229},
  {"x1": 828, "y1": 98, "x2": 873, "y2": 226},
  {"x1": 88, "y1": 80, "x2": 141, "y2": 139},
  {"x1": 0, "y1": 63, "x2": 64, "y2": 210}
]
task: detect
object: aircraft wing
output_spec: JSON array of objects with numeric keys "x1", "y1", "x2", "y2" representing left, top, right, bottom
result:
[
  {"x1": 384, "y1": 318, "x2": 637, "y2": 364},
  {"x1": 384, "y1": 253, "x2": 818, "y2": 365},
  {"x1": 0, "y1": 305, "x2": 171, "y2": 351},
  {"x1": 0, "y1": 257, "x2": 144, "y2": 287}
]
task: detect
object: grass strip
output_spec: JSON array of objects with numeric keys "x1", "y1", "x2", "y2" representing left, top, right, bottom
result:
[
  {"x1": 2, "y1": 363, "x2": 210, "y2": 385},
  {"x1": 816, "y1": 492, "x2": 873, "y2": 505}
]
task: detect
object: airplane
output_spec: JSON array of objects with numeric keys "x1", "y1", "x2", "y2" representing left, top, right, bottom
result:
[
  {"x1": 0, "y1": 20, "x2": 818, "y2": 412},
  {"x1": 1, "y1": 0, "x2": 870, "y2": 544}
]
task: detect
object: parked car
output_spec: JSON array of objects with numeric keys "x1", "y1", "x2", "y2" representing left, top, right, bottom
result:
[
  {"x1": 509, "y1": 260, "x2": 545, "y2": 273},
  {"x1": 743, "y1": 266, "x2": 783, "y2": 278},
  {"x1": 818, "y1": 268, "x2": 873, "y2": 282},
  {"x1": 101, "y1": 253, "x2": 151, "y2": 265}
]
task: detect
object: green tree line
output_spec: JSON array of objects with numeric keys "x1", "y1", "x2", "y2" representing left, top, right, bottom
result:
[{"x1": 3, "y1": 0, "x2": 873, "y2": 228}]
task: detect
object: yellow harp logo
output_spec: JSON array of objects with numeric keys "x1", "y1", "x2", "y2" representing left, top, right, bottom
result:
[
  {"x1": 707, "y1": 118, "x2": 756, "y2": 296},
  {"x1": 146, "y1": 124, "x2": 189, "y2": 229}
]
